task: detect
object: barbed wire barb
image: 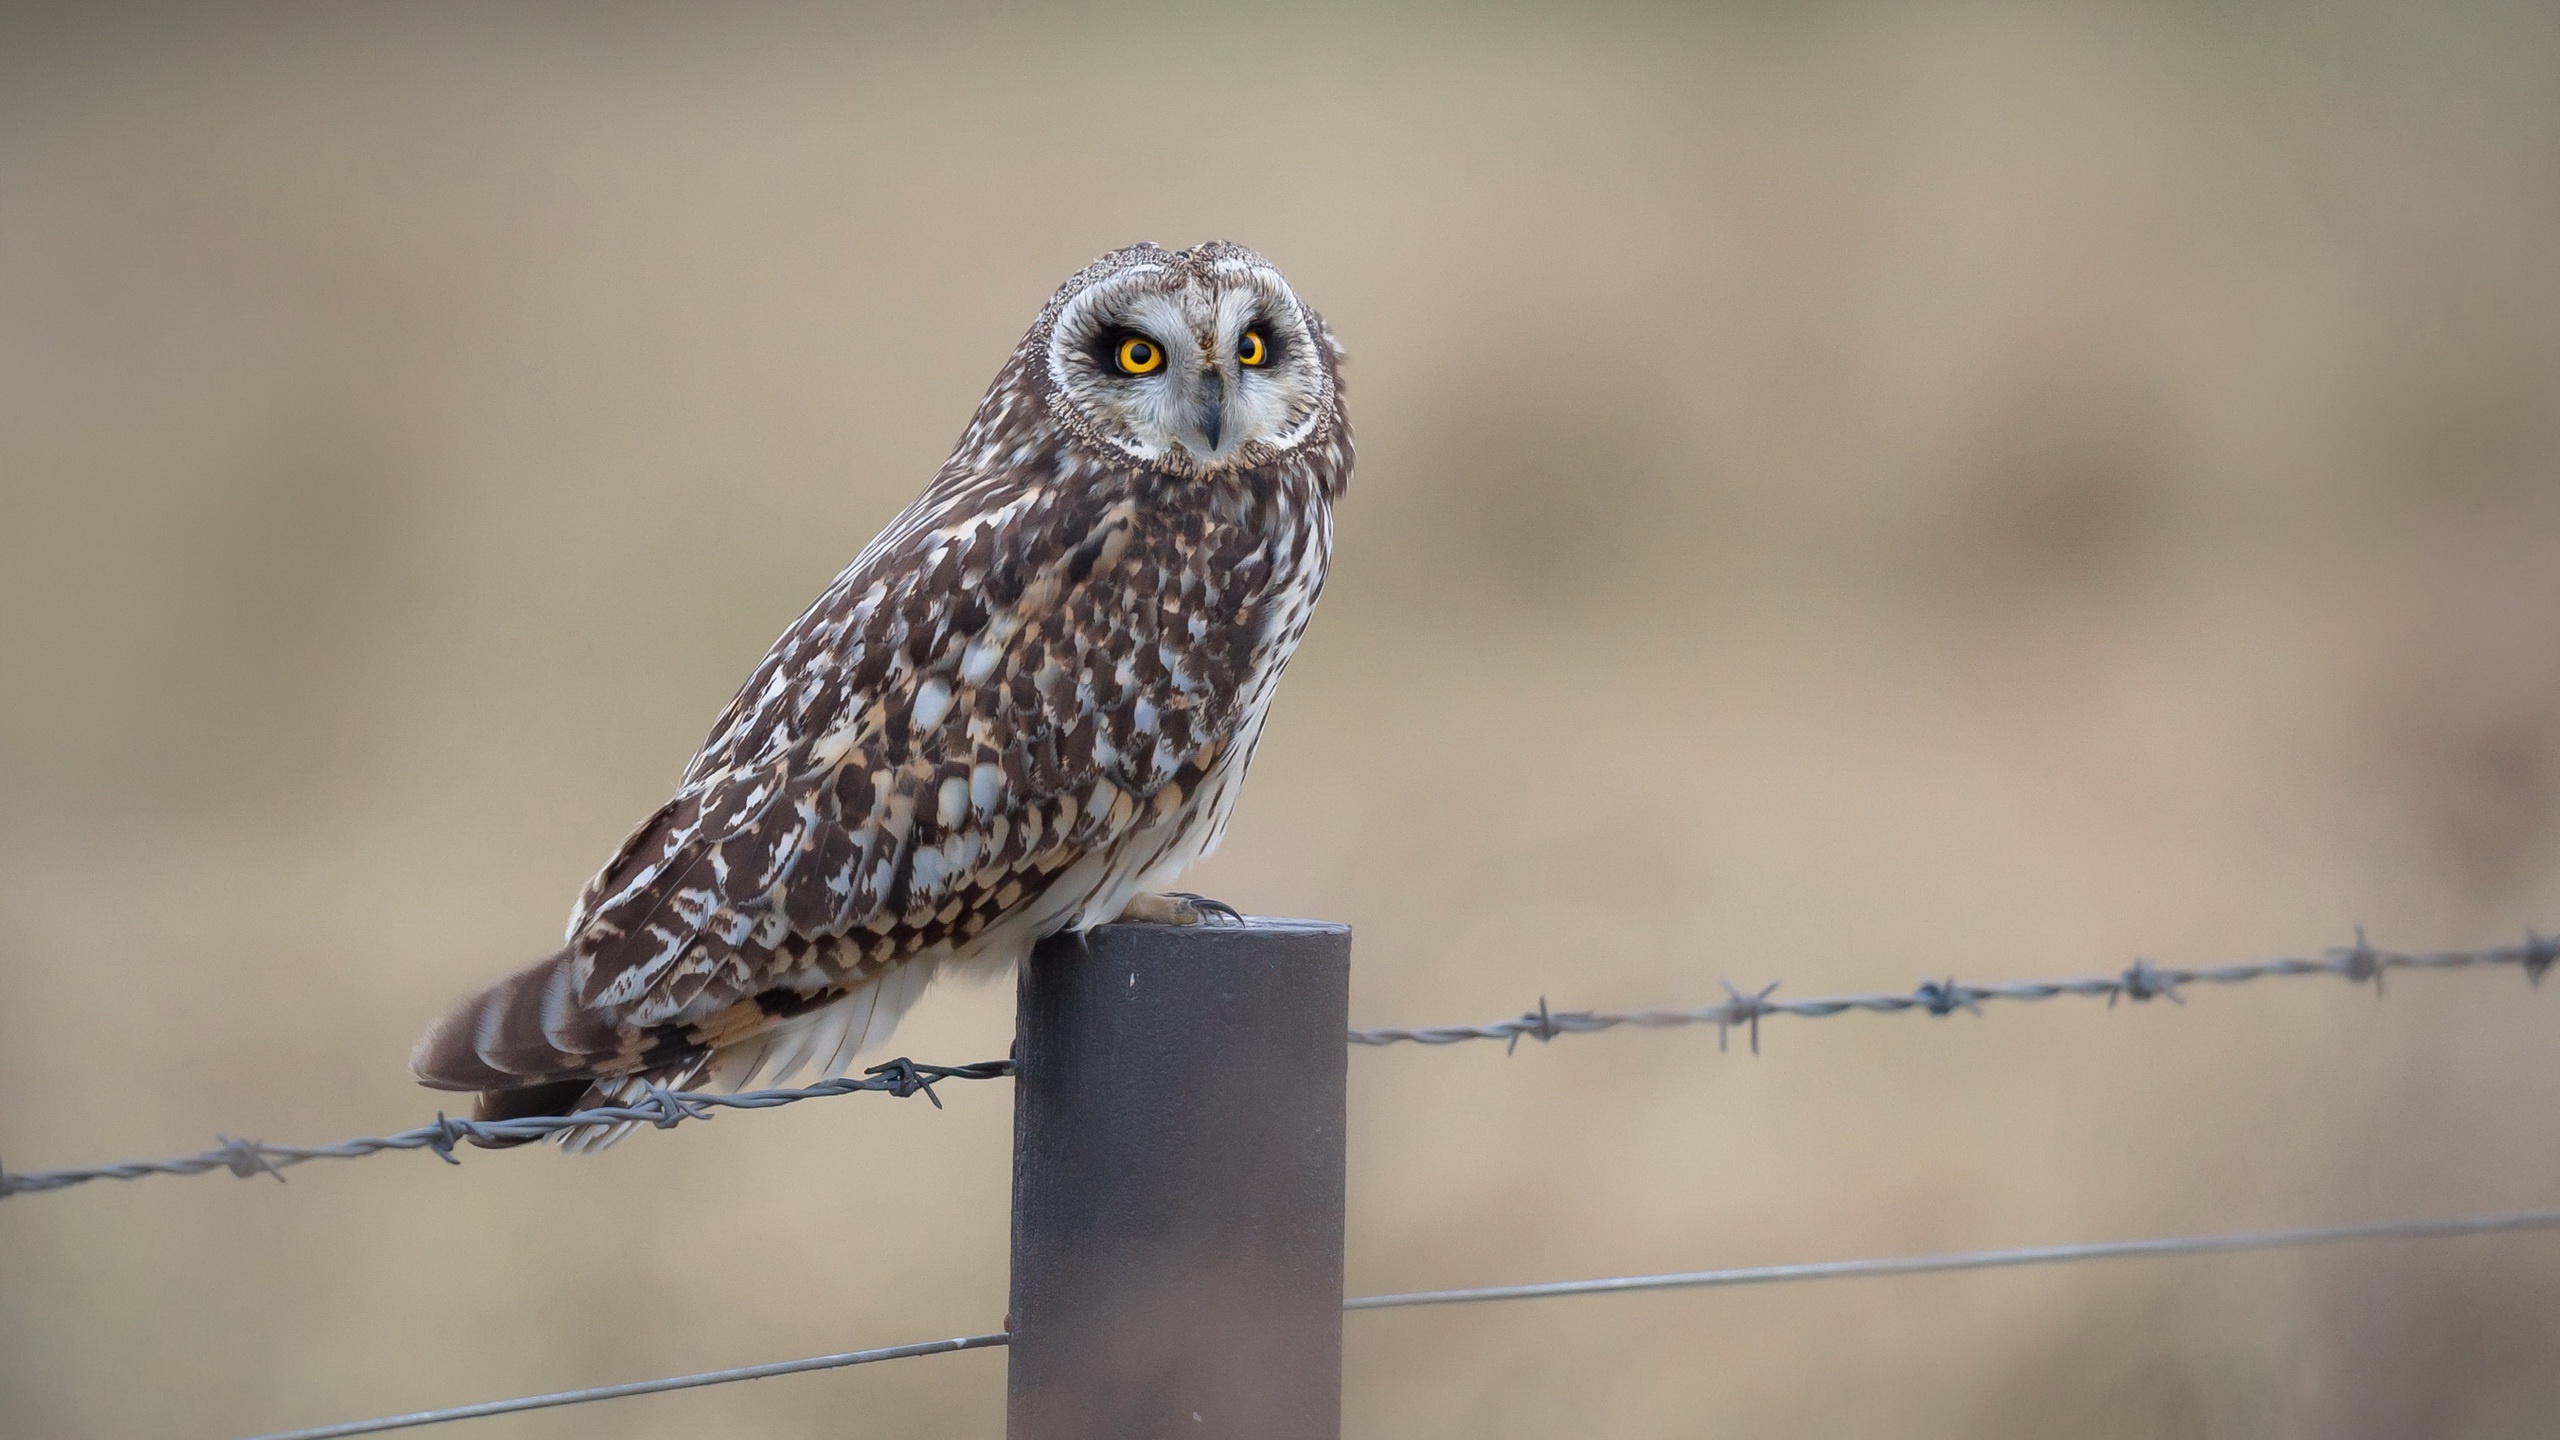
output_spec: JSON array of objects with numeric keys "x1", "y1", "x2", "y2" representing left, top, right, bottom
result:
[
  {"x1": 2113, "y1": 958, "x2": 2181, "y2": 1006},
  {"x1": 216, "y1": 1136, "x2": 288, "y2": 1184},
  {"x1": 1915, "y1": 977, "x2": 1982, "y2": 1017},
  {"x1": 2526, "y1": 927, "x2": 2558, "y2": 987},
  {"x1": 2339, "y1": 922, "x2": 2386, "y2": 997},
  {"x1": 1717, "y1": 979, "x2": 1780, "y2": 1054},
  {"x1": 422, "y1": 1115, "x2": 470, "y2": 1167}
]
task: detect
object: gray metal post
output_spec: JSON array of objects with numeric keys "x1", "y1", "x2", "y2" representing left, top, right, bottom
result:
[{"x1": 1007, "y1": 917, "x2": 1351, "y2": 1440}]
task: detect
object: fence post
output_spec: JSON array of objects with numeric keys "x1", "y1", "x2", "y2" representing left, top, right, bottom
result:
[{"x1": 1007, "y1": 916, "x2": 1351, "y2": 1440}]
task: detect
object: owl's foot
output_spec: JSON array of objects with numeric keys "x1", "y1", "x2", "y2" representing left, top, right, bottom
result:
[{"x1": 1112, "y1": 891, "x2": 1245, "y2": 926}]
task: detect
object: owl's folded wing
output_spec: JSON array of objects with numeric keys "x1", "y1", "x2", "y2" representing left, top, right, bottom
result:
[{"x1": 413, "y1": 473, "x2": 1269, "y2": 1092}]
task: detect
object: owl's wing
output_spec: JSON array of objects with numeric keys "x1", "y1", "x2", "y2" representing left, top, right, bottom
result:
[{"x1": 413, "y1": 473, "x2": 1276, "y2": 1092}]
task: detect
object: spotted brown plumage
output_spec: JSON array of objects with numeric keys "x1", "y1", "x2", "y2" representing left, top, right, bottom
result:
[{"x1": 412, "y1": 241, "x2": 1351, "y2": 1149}]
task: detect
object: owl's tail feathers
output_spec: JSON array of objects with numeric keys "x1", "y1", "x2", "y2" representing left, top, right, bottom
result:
[
  {"x1": 409, "y1": 949, "x2": 706, "y2": 1153},
  {"x1": 410, "y1": 953, "x2": 939, "y2": 1154},
  {"x1": 489, "y1": 965, "x2": 934, "y2": 1153}
]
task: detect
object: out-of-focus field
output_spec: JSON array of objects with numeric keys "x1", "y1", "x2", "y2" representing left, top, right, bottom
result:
[{"x1": 4, "y1": 4, "x2": 2558, "y2": 1436}]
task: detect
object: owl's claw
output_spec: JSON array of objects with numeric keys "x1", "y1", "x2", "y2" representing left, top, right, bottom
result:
[
  {"x1": 1168, "y1": 891, "x2": 1245, "y2": 925},
  {"x1": 1111, "y1": 891, "x2": 1246, "y2": 926}
]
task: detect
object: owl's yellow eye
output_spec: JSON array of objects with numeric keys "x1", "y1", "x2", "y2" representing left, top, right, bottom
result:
[
  {"x1": 1114, "y1": 336, "x2": 1164, "y2": 375},
  {"x1": 1237, "y1": 329, "x2": 1267, "y2": 367}
]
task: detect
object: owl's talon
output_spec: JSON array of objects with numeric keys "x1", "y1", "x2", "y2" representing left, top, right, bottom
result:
[{"x1": 1167, "y1": 892, "x2": 1245, "y2": 925}]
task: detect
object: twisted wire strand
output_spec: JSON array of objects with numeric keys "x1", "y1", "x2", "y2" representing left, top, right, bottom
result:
[
  {"x1": 0, "y1": 1059, "x2": 1013, "y2": 1199},
  {"x1": 1348, "y1": 928, "x2": 2558, "y2": 1050},
  {"x1": 232, "y1": 1204, "x2": 2560, "y2": 1440}
]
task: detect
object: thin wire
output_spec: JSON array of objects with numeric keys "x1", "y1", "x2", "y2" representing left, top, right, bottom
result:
[
  {"x1": 230, "y1": 1204, "x2": 2560, "y2": 1439},
  {"x1": 1348, "y1": 928, "x2": 2557, "y2": 1050},
  {"x1": 0, "y1": 1059, "x2": 1012, "y2": 1199},
  {"x1": 1344, "y1": 1206, "x2": 2560, "y2": 1310},
  {"x1": 236, "y1": 1333, "x2": 1009, "y2": 1440}
]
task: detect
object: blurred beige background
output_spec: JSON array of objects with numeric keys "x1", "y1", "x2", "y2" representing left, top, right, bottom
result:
[{"x1": 4, "y1": 3, "x2": 2559, "y2": 1436}]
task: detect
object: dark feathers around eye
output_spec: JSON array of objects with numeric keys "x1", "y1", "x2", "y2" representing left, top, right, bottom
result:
[
  {"x1": 1241, "y1": 314, "x2": 1289, "y2": 368},
  {"x1": 1092, "y1": 326, "x2": 1164, "y2": 377}
]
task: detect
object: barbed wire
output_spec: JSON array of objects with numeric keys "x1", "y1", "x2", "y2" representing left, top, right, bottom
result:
[
  {"x1": 233, "y1": 1203, "x2": 2560, "y2": 1440},
  {"x1": 0, "y1": 1058, "x2": 1013, "y2": 1200},
  {"x1": 6, "y1": 928, "x2": 2547, "y2": 1201},
  {"x1": 1348, "y1": 927, "x2": 2557, "y2": 1050}
]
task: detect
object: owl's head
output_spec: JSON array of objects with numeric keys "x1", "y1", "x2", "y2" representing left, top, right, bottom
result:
[{"x1": 1032, "y1": 241, "x2": 1341, "y2": 474}]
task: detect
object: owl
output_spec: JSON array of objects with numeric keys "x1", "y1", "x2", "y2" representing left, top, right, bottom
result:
[{"x1": 412, "y1": 241, "x2": 1351, "y2": 1150}]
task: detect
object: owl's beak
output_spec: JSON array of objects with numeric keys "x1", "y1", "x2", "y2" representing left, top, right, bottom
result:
[{"x1": 1192, "y1": 366, "x2": 1226, "y2": 452}]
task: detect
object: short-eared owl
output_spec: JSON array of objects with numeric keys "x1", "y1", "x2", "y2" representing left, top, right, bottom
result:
[{"x1": 413, "y1": 242, "x2": 1351, "y2": 1149}]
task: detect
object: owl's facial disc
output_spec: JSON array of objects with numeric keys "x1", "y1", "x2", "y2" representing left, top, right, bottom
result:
[{"x1": 1046, "y1": 260, "x2": 1328, "y2": 470}]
